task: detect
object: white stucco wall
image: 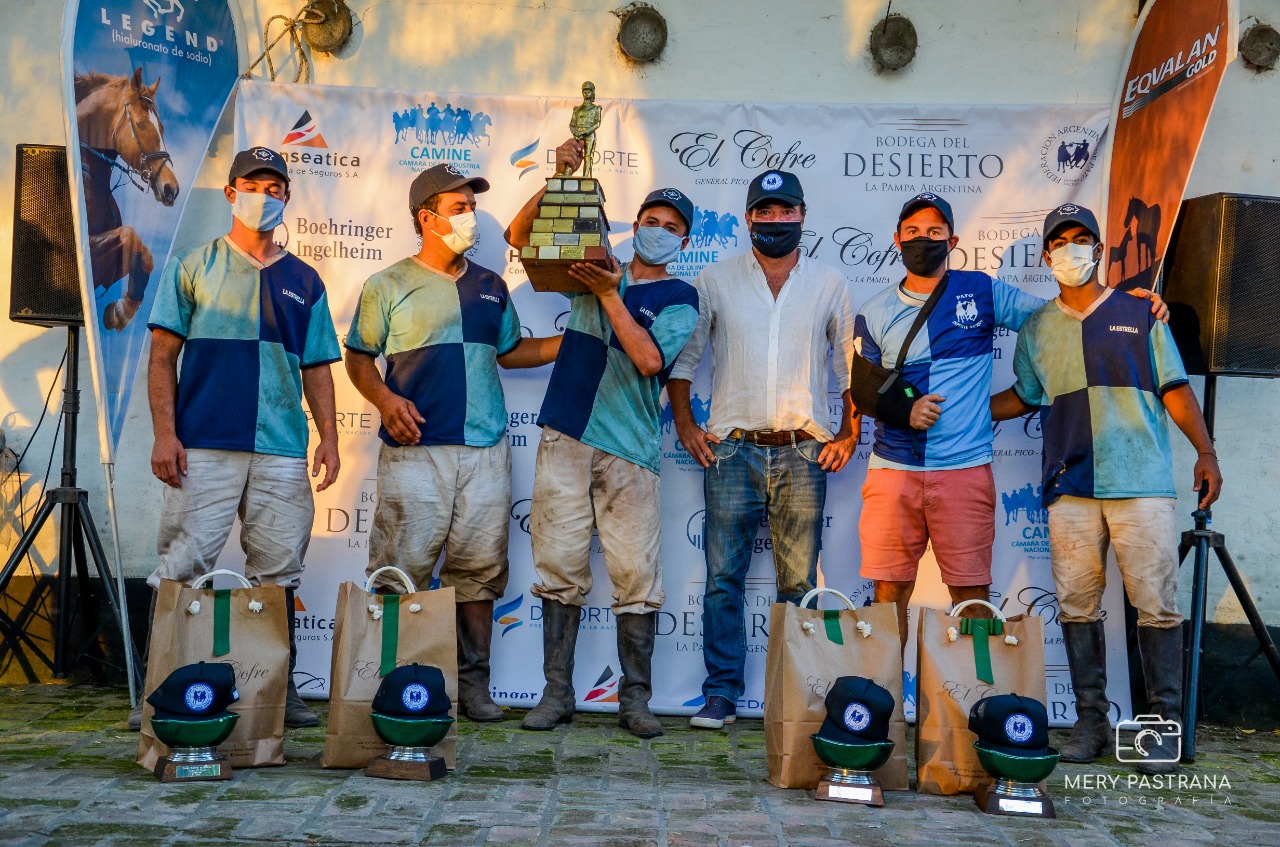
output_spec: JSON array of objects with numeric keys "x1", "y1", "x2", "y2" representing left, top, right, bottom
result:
[{"x1": 1, "y1": 0, "x2": 1277, "y2": 624}]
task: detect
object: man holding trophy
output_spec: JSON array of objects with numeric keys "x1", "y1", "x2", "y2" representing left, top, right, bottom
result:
[{"x1": 506, "y1": 128, "x2": 700, "y2": 738}]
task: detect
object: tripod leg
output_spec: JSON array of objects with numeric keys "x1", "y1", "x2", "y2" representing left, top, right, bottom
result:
[
  {"x1": 0, "y1": 497, "x2": 59, "y2": 592},
  {"x1": 53, "y1": 497, "x2": 79, "y2": 679},
  {"x1": 1181, "y1": 534, "x2": 1211, "y2": 763},
  {"x1": 1215, "y1": 545, "x2": 1280, "y2": 686},
  {"x1": 77, "y1": 496, "x2": 141, "y2": 690}
]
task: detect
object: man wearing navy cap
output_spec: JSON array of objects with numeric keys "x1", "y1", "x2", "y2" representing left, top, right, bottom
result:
[
  {"x1": 505, "y1": 144, "x2": 700, "y2": 737},
  {"x1": 140, "y1": 146, "x2": 342, "y2": 731},
  {"x1": 992, "y1": 203, "x2": 1220, "y2": 774},
  {"x1": 669, "y1": 170, "x2": 859, "y2": 730},
  {"x1": 346, "y1": 161, "x2": 565, "y2": 725},
  {"x1": 855, "y1": 195, "x2": 1169, "y2": 647}
]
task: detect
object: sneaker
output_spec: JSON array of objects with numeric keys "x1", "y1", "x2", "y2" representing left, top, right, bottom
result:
[{"x1": 689, "y1": 695, "x2": 737, "y2": 729}]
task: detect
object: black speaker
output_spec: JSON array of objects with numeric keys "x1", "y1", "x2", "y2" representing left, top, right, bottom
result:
[
  {"x1": 1162, "y1": 192, "x2": 1280, "y2": 377},
  {"x1": 10, "y1": 144, "x2": 83, "y2": 327}
]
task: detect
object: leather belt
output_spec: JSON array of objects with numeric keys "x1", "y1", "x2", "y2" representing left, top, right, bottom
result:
[{"x1": 730, "y1": 428, "x2": 815, "y2": 447}]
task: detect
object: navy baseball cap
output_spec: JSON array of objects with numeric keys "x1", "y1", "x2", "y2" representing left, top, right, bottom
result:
[
  {"x1": 409, "y1": 163, "x2": 491, "y2": 213},
  {"x1": 969, "y1": 693, "x2": 1051, "y2": 757},
  {"x1": 1042, "y1": 203, "x2": 1101, "y2": 249},
  {"x1": 746, "y1": 170, "x2": 804, "y2": 211},
  {"x1": 897, "y1": 192, "x2": 955, "y2": 231},
  {"x1": 372, "y1": 664, "x2": 452, "y2": 718},
  {"x1": 146, "y1": 662, "x2": 239, "y2": 721},
  {"x1": 228, "y1": 146, "x2": 289, "y2": 185},
  {"x1": 639, "y1": 187, "x2": 695, "y2": 234},
  {"x1": 816, "y1": 676, "x2": 895, "y2": 745}
]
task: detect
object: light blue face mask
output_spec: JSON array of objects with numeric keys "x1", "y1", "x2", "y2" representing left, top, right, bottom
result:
[
  {"x1": 232, "y1": 191, "x2": 286, "y2": 232},
  {"x1": 633, "y1": 224, "x2": 685, "y2": 266}
]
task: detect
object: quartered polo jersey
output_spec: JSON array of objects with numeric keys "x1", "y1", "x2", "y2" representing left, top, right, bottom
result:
[
  {"x1": 345, "y1": 257, "x2": 521, "y2": 448},
  {"x1": 1012, "y1": 288, "x2": 1188, "y2": 505},
  {"x1": 537, "y1": 271, "x2": 699, "y2": 474},
  {"x1": 854, "y1": 270, "x2": 1044, "y2": 468},
  {"x1": 148, "y1": 237, "x2": 341, "y2": 459}
]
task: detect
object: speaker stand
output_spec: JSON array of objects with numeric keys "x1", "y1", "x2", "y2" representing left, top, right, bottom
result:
[
  {"x1": 0, "y1": 327, "x2": 140, "y2": 686},
  {"x1": 1179, "y1": 374, "x2": 1280, "y2": 762}
]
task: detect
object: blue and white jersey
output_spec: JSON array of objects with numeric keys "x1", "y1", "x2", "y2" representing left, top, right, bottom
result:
[
  {"x1": 149, "y1": 237, "x2": 341, "y2": 459},
  {"x1": 346, "y1": 257, "x2": 522, "y2": 448},
  {"x1": 854, "y1": 270, "x2": 1043, "y2": 468},
  {"x1": 538, "y1": 270, "x2": 699, "y2": 474}
]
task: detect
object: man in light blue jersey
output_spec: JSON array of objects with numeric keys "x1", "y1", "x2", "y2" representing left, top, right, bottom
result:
[
  {"x1": 855, "y1": 193, "x2": 1167, "y2": 646},
  {"x1": 142, "y1": 146, "x2": 341, "y2": 730},
  {"x1": 505, "y1": 146, "x2": 700, "y2": 737},
  {"x1": 346, "y1": 162, "x2": 562, "y2": 723},
  {"x1": 992, "y1": 203, "x2": 1220, "y2": 775}
]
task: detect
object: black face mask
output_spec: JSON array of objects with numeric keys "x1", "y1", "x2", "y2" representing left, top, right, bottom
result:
[
  {"x1": 899, "y1": 236, "x2": 950, "y2": 276},
  {"x1": 750, "y1": 221, "x2": 803, "y2": 259}
]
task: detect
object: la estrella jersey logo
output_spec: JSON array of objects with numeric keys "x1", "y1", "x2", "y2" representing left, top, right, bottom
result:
[
  {"x1": 494, "y1": 594, "x2": 525, "y2": 637},
  {"x1": 584, "y1": 666, "x2": 620, "y2": 703},
  {"x1": 282, "y1": 110, "x2": 327, "y2": 147},
  {"x1": 510, "y1": 138, "x2": 540, "y2": 179}
]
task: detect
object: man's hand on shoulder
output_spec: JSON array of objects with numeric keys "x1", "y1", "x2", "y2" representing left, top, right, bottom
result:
[
  {"x1": 151, "y1": 434, "x2": 187, "y2": 488},
  {"x1": 676, "y1": 421, "x2": 719, "y2": 469}
]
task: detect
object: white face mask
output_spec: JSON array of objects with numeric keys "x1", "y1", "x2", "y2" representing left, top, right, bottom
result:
[
  {"x1": 1049, "y1": 242, "x2": 1099, "y2": 288},
  {"x1": 427, "y1": 209, "x2": 479, "y2": 254},
  {"x1": 231, "y1": 190, "x2": 286, "y2": 232}
]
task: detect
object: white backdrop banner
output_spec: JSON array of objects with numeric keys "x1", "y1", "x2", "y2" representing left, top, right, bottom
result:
[{"x1": 229, "y1": 80, "x2": 1133, "y2": 726}]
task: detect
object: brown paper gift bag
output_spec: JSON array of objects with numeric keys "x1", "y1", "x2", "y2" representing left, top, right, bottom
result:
[
  {"x1": 915, "y1": 599, "x2": 1047, "y2": 795},
  {"x1": 764, "y1": 588, "x2": 908, "y2": 790},
  {"x1": 322, "y1": 566, "x2": 458, "y2": 769},
  {"x1": 137, "y1": 570, "x2": 290, "y2": 771}
]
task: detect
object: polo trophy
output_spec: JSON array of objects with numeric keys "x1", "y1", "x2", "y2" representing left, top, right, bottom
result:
[
  {"x1": 146, "y1": 662, "x2": 240, "y2": 783},
  {"x1": 810, "y1": 676, "x2": 896, "y2": 807},
  {"x1": 366, "y1": 663, "x2": 455, "y2": 782},
  {"x1": 970, "y1": 694, "x2": 1060, "y2": 818}
]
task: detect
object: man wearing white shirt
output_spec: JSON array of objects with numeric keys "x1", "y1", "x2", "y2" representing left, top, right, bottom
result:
[{"x1": 670, "y1": 170, "x2": 858, "y2": 729}]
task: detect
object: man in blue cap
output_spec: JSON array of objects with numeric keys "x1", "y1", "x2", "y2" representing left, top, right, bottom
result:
[
  {"x1": 506, "y1": 143, "x2": 700, "y2": 737},
  {"x1": 992, "y1": 202, "x2": 1220, "y2": 774}
]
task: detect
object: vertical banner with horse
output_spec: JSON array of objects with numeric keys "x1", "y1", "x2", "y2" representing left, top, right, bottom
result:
[
  {"x1": 1102, "y1": 0, "x2": 1238, "y2": 291},
  {"x1": 61, "y1": 0, "x2": 240, "y2": 458}
]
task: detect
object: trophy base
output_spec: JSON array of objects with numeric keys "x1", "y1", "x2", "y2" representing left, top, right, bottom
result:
[
  {"x1": 974, "y1": 779, "x2": 1056, "y2": 818},
  {"x1": 522, "y1": 251, "x2": 612, "y2": 294},
  {"x1": 366, "y1": 746, "x2": 447, "y2": 782},
  {"x1": 815, "y1": 769, "x2": 884, "y2": 806},
  {"x1": 154, "y1": 747, "x2": 232, "y2": 783}
]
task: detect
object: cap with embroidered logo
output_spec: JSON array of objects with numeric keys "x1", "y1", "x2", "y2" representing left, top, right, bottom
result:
[
  {"x1": 146, "y1": 661, "x2": 240, "y2": 721},
  {"x1": 816, "y1": 675, "x2": 895, "y2": 746},
  {"x1": 968, "y1": 693, "x2": 1051, "y2": 757},
  {"x1": 1042, "y1": 203, "x2": 1101, "y2": 249},
  {"x1": 746, "y1": 170, "x2": 804, "y2": 211},
  {"x1": 409, "y1": 164, "x2": 491, "y2": 213},
  {"x1": 372, "y1": 663, "x2": 452, "y2": 718},
  {"x1": 897, "y1": 192, "x2": 955, "y2": 231},
  {"x1": 228, "y1": 146, "x2": 290, "y2": 185},
  {"x1": 638, "y1": 187, "x2": 695, "y2": 235}
]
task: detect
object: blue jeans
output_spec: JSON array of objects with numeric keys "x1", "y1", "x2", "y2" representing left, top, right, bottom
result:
[{"x1": 701, "y1": 435, "x2": 827, "y2": 702}]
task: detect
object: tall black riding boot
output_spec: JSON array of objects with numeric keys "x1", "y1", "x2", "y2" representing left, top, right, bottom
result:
[
  {"x1": 1058, "y1": 620, "x2": 1112, "y2": 763},
  {"x1": 283, "y1": 588, "x2": 319, "y2": 728},
  {"x1": 126, "y1": 589, "x2": 157, "y2": 731},
  {"x1": 522, "y1": 600, "x2": 580, "y2": 731},
  {"x1": 616, "y1": 612, "x2": 663, "y2": 738},
  {"x1": 456, "y1": 600, "x2": 503, "y2": 722},
  {"x1": 1135, "y1": 625, "x2": 1184, "y2": 775}
]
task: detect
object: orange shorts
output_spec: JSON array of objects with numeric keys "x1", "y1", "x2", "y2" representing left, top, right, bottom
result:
[{"x1": 858, "y1": 464, "x2": 995, "y2": 587}]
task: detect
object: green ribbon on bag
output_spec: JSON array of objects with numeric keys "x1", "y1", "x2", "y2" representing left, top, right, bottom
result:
[
  {"x1": 959, "y1": 617, "x2": 1004, "y2": 684},
  {"x1": 213, "y1": 589, "x2": 231, "y2": 657},
  {"x1": 380, "y1": 594, "x2": 401, "y2": 677},
  {"x1": 822, "y1": 609, "x2": 844, "y2": 645}
]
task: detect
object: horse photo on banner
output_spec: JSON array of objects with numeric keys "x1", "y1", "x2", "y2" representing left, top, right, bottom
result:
[{"x1": 61, "y1": 0, "x2": 241, "y2": 457}]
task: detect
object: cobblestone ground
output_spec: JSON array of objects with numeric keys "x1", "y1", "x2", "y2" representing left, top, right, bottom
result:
[{"x1": 0, "y1": 684, "x2": 1278, "y2": 846}]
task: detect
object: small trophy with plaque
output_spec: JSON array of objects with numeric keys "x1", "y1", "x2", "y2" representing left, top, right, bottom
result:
[
  {"x1": 969, "y1": 694, "x2": 1060, "y2": 818},
  {"x1": 519, "y1": 81, "x2": 614, "y2": 293},
  {"x1": 810, "y1": 677, "x2": 895, "y2": 807},
  {"x1": 146, "y1": 662, "x2": 240, "y2": 783},
  {"x1": 366, "y1": 664, "x2": 455, "y2": 782}
]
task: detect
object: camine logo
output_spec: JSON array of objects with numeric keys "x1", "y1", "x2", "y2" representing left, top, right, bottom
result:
[
  {"x1": 494, "y1": 594, "x2": 525, "y2": 637},
  {"x1": 584, "y1": 666, "x2": 620, "y2": 703},
  {"x1": 1002, "y1": 483, "x2": 1048, "y2": 526},
  {"x1": 282, "y1": 110, "x2": 328, "y2": 148},
  {"x1": 510, "y1": 138, "x2": 540, "y2": 179},
  {"x1": 393, "y1": 102, "x2": 490, "y2": 173}
]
